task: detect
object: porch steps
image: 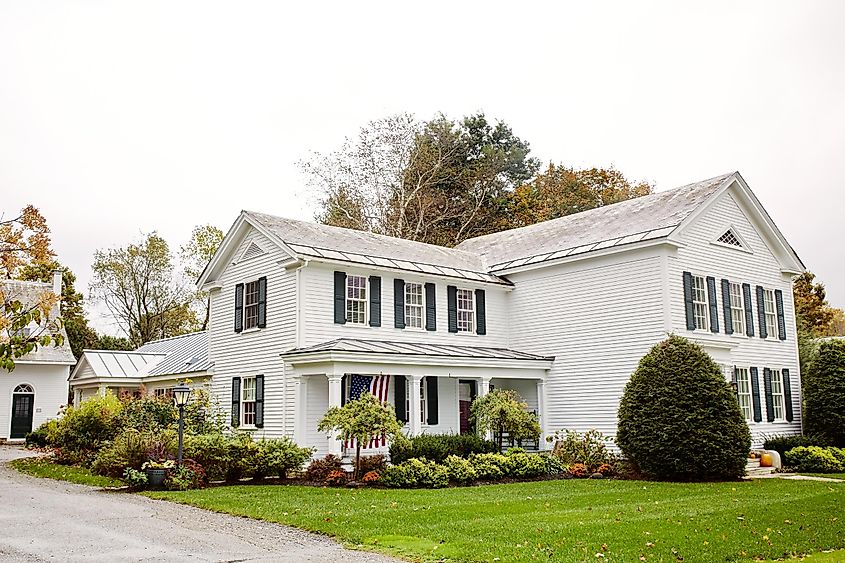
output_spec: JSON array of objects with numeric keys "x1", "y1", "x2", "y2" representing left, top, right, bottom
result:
[{"x1": 744, "y1": 458, "x2": 777, "y2": 478}]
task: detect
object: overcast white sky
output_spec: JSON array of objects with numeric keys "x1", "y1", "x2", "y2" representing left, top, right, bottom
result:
[{"x1": 2, "y1": 1, "x2": 844, "y2": 334}]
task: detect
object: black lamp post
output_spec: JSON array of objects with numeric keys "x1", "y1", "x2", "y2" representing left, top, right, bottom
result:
[{"x1": 173, "y1": 383, "x2": 191, "y2": 466}]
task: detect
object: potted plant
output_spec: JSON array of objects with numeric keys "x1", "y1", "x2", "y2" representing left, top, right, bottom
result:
[{"x1": 143, "y1": 459, "x2": 175, "y2": 486}]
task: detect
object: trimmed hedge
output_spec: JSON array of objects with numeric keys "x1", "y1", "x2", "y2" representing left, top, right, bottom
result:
[
  {"x1": 388, "y1": 433, "x2": 497, "y2": 464},
  {"x1": 763, "y1": 434, "x2": 827, "y2": 460},
  {"x1": 784, "y1": 446, "x2": 845, "y2": 473},
  {"x1": 804, "y1": 339, "x2": 845, "y2": 447},
  {"x1": 617, "y1": 335, "x2": 751, "y2": 481}
]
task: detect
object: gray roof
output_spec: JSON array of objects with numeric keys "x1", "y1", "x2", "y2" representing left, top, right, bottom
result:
[
  {"x1": 2, "y1": 279, "x2": 75, "y2": 364},
  {"x1": 136, "y1": 331, "x2": 214, "y2": 376},
  {"x1": 456, "y1": 172, "x2": 737, "y2": 271},
  {"x1": 244, "y1": 211, "x2": 509, "y2": 285},
  {"x1": 282, "y1": 338, "x2": 554, "y2": 362},
  {"x1": 76, "y1": 331, "x2": 212, "y2": 379}
]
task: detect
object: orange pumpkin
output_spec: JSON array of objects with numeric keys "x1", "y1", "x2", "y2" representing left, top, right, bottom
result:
[{"x1": 760, "y1": 453, "x2": 774, "y2": 467}]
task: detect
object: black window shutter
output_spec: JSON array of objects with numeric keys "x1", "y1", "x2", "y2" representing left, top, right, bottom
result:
[
  {"x1": 426, "y1": 376, "x2": 438, "y2": 425},
  {"x1": 475, "y1": 289, "x2": 487, "y2": 335},
  {"x1": 782, "y1": 368, "x2": 793, "y2": 422},
  {"x1": 749, "y1": 367, "x2": 762, "y2": 422},
  {"x1": 394, "y1": 279, "x2": 405, "y2": 329},
  {"x1": 394, "y1": 375, "x2": 407, "y2": 423},
  {"x1": 231, "y1": 377, "x2": 241, "y2": 427},
  {"x1": 424, "y1": 283, "x2": 436, "y2": 331},
  {"x1": 682, "y1": 271, "x2": 695, "y2": 330},
  {"x1": 369, "y1": 276, "x2": 381, "y2": 327},
  {"x1": 257, "y1": 276, "x2": 267, "y2": 328},
  {"x1": 763, "y1": 367, "x2": 775, "y2": 422},
  {"x1": 742, "y1": 283, "x2": 755, "y2": 337},
  {"x1": 774, "y1": 289, "x2": 787, "y2": 340},
  {"x1": 756, "y1": 286, "x2": 767, "y2": 339},
  {"x1": 234, "y1": 283, "x2": 244, "y2": 333},
  {"x1": 706, "y1": 276, "x2": 719, "y2": 333},
  {"x1": 340, "y1": 375, "x2": 348, "y2": 406},
  {"x1": 721, "y1": 279, "x2": 733, "y2": 335},
  {"x1": 255, "y1": 374, "x2": 265, "y2": 428},
  {"x1": 334, "y1": 272, "x2": 347, "y2": 324},
  {"x1": 447, "y1": 286, "x2": 458, "y2": 333}
]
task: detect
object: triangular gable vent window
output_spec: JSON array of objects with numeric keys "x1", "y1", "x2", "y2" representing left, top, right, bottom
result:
[
  {"x1": 717, "y1": 228, "x2": 743, "y2": 248},
  {"x1": 238, "y1": 241, "x2": 265, "y2": 263}
]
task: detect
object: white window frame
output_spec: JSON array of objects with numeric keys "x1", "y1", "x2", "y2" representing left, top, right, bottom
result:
[
  {"x1": 456, "y1": 288, "x2": 475, "y2": 333},
  {"x1": 241, "y1": 376, "x2": 257, "y2": 427},
  {"x1": 770, "y1": 369, "x2": 785, "y2": 422},
  {"x1": 691, "y1": 275, "x2": 710, "y2": 331},
  {"x1": 763, "y1": 289, "x2": 777, "y2": 338},
  {"x1": 346, "y1": 275, "x2": 368, "y2": 326},
  {"x1": 404, "y1": 376, "x2": 428, "y2": 425},
  {"x1": 729, "y1": 282, "x2": 745, "y2": 335},
  {"x1": 405, "y1": 282, "x2": 425, "y2": 330},
  {"x1": 154, "y1": 388, "x2": 174, "y2": 399},
  {"x1": 243, "y1": 279, "x2": 260, "y2": 330},
  {"x1": 734, "y1": 367, "x2": 753, "y2": 422}
]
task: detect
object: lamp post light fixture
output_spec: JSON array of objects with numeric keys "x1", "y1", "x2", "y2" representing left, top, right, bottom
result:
[{"x1": 173, "y1": 383, "x2": 191, "y2": 466}]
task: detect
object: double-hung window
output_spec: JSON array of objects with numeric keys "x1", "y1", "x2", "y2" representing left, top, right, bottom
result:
[
  {"x1": 763, "y1": 289, "x2": 777, "y2": 338},
  {"x1": 346, "y1": 275, "x2": 368, "y2": 325},
  {"x1": 405, "y1": 282, "x2": 424, "y2": 329},
  {"x1": 769, "y1": 369, "x2": 785, "y2": 421},
  {"x1": 691, "y1": 275, "x2": 709, "y2": 331},
  {"x1": 456, "y1": 289, "x2": 475, "y2": 333},
  {"x1": 734, "y1": 368, "x2": 753, "y2": 421},
  {"x1": 243, "y1": 280, "x2": 260, "y2": 330},
  {"x1": 241, "y1": 376, "x2": 257, "y2": 426},
  {"x1": 154, "y1": 388, "x2": 174, "y2": 399},
  {"x1": 729, "y1": 282, "x2": 745, "y2": 335}
]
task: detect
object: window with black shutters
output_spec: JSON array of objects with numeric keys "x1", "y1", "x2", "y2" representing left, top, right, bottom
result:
[{"x1": 244, "y1": 280, "x2": 260, "y2": 330}]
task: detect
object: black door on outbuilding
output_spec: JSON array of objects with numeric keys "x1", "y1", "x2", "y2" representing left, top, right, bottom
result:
[{"x1": 10, "y1": 384, "x2": 34, "y2": 439}]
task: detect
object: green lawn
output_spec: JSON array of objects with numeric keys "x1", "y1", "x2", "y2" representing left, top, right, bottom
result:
[
  {"x1": 9, "y1": 457, "x2": 123, "y2": 488},
  {"x1": 798, "y1": 473, "x2": 845, "y2": 481},
  {"x1": 146, "y1": 478, "x2": 845, "y2": 563}
]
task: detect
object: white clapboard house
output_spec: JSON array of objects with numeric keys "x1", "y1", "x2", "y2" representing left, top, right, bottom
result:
[
  {"x1": 197, "y1": 171, "x2": 804, "y2": 458},
  {"x1": 1, "y1": 272, "x2": 74, "y2": 442}
]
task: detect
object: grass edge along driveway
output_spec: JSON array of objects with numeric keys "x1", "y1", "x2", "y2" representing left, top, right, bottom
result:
[
  {"x1": 9, "y1": 457, "x2": 122, "y2": 487},
  {"x1": 146, "y1": 478, "x2": 845, "y2": 563}
]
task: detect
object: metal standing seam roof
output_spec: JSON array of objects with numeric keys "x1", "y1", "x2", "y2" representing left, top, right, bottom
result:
[
  {"x1": 455, "y1": 172, "x2": 737, "y2": 271},
  {"x1": 282, "y1": 338, "x2": 554, "y2": 362},
  {"x1": 244, "y1": 211, "x2": 510, "y2": 285},
  {"x1": 77, "y1": 331, "x2": 213, "y2": 379}
]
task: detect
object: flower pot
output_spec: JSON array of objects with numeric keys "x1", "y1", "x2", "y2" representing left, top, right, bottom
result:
[{"x1": 146, "y1": 468, "x2": 167, "y2": 486}]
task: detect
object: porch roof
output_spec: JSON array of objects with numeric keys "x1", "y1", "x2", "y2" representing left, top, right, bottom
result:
[{"x1": 282, "y1": 338, "x2": 554, "y2": 362}]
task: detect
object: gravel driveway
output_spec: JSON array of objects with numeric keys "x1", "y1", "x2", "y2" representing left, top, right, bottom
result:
[{"x1": 0, "y1": 446, "x2": 397, "y2": 563}]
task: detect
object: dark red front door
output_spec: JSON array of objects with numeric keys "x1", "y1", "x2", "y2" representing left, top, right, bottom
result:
[{"x1": 458, "y1": 381, "x2": 477, "y2": 434}]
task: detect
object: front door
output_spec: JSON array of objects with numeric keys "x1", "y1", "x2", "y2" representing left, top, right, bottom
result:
[
  {"x1": 458, "y1": 380, "x2": 477, "y2": 434},
  {"x1": 10, "y1": 392, "x2": 34, "y2": 439}
]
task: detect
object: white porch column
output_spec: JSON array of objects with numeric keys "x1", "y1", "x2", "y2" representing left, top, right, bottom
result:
[
  {"x1": 536, "y1": 380, "x2": 547, "y2": 449},
  {"x1": 326, "y1": 374, "x2": 343, "y2": 457},
  {"x1": 479, "y1": 376, "x2": 491, "y2": 397},
  {"x1": 409, "y1": 375, "x2": 423, "y2": 437}
]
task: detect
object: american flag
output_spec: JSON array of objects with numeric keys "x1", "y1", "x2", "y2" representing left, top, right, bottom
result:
[{"x1": 344, "y1": 373, "x2": 391, "y2": 449}]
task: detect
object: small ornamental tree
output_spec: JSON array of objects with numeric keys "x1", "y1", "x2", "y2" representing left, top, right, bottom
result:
[
  {"x1": 470, "y1": 389, "x2": 541, "y2": 452},
  {"x1": 804, "y1": 339, "x2": 845, "y2": 447},
  {"x1": 617, "y1": 335, "x2": 751, "y2": 481},
  {"x1": 317, "y1": 392, "x2": 402, "y2": 479}
]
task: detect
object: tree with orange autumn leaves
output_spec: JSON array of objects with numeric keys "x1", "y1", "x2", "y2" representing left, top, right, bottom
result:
[{"x1": 0, "y1": 205, "x2": 63, "y2": 370}]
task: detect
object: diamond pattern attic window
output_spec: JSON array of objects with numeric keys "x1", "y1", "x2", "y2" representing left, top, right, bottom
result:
[
  {"x1": 239, "y1": 242, "x2": 265, "y2": 262},
  {"x1": 717, "y1": 229, "x2": 742, "y2": 248}
]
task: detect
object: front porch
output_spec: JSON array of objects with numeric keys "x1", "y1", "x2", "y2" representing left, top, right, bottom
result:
[{"x1": 283, "y1": 338, "x2": 554, "y2": 459}]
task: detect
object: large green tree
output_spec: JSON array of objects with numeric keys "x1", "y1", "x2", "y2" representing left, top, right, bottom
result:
[
  {"x1": 180, "y1": 224, "x2": 224, "y2": 331},
  {"x1": 90, "y1": 232, "x2": 196, "y2": 347},
  {"x1": 803, "y1": 339, "x2": 845, "y2": 447}
]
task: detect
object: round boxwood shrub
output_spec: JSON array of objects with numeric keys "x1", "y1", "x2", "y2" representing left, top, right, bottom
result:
[
  {"x1": 616, "y1": 335, "x2": 751, "y2": 481},
  {"x1": 804, "y1": 339, "x2": 845, "y2": 447}
]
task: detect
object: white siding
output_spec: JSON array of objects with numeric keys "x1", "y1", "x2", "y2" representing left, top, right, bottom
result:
[
  {"x1": 207, "y1": 229, "x2": 297, "y2": 439},
  {"x1": 1, "y1": 364, "x2": 69, "y2": 439},
  {"x1": 507, "y1": 249, "x2": 667, "y2": 441},
  {"x1": 300, "y1": 263, "x2": 510, "y2": 348},
  {"x1": 671, "y1": 189, "x2": 802, "y2": 445}
]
